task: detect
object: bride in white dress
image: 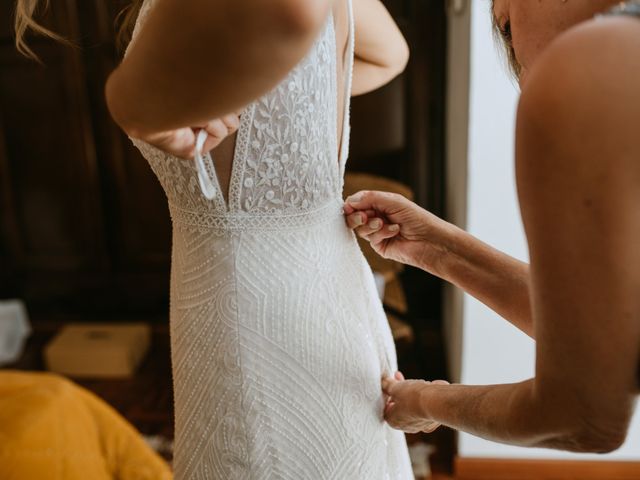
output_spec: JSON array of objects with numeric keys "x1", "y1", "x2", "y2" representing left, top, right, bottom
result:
[
  {"x1": 119, "y1": 1, "x2": 413, "y2": 478},
  {"x1": 13, "y1": 0, "x2": 412, "y2": 476}
]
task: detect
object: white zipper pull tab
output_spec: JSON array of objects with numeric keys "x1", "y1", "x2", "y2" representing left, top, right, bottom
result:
[{"x1": 194, "y1": 128, "x2": 217, "y2": 200}]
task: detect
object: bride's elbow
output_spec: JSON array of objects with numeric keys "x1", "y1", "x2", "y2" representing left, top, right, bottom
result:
[
  {"x1": 378, "y1": 35, "x2": 411, "y2": 83},
  {"x1": 393, "y1": 37, "x2": 410, "y2": 76}
]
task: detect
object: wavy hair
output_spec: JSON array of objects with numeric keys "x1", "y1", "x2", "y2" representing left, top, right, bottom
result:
[{"x1": 14, "y1": 0, "x2": 144, "y2": 61}]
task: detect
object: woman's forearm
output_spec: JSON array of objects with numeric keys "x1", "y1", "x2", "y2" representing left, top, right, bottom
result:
[
  {"x1": 429, "y1": 226, "x2": 534, "y2": 337},
  {"x1": 345, "y1": 191, "x2": 533, "y2": 336},
  {"x1": 421, "y1": 380, "x2": 596, "y2": 452},
  {"x1": 425, "y1": 381, "x2": 543, "y2": 447},
  {"x1": 422, "y1": 381, "x2": 620, "y2": 453},
  {"x1": 106, "y1": 0, "x2": 334, "y2": 136}
]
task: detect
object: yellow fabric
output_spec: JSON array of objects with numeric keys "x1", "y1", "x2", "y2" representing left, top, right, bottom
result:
[{"x1": 0, "y1": 371, "x2": 172, "y2": 480}]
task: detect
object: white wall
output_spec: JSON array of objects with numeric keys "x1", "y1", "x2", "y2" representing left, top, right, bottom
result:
[{"x1": 453, "y1": 0, "x2": 640, "y2": 461}]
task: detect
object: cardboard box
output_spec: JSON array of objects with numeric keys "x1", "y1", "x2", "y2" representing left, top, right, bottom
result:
[{"x1": 44, "y1": 323, "x2": 151, "y2": 378}]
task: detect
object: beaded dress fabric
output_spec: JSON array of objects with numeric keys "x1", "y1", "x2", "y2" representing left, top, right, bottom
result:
[{"x1": 126, "y1": 1, "x2": 413, "y2": 478}]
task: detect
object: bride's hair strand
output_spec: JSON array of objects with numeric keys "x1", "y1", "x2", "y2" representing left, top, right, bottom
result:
[{"x1": 14, "y1": 0, "x2": 143, "y2": 61}]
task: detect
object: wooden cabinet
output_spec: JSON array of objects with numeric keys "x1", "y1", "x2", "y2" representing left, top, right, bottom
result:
[{"x1": 0, "y1": 0, "x2": 446, "y2": 321}]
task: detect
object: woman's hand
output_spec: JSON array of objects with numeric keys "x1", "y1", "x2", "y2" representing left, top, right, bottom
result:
[
  {"x1": 131, "y1": 113, "x2": 241, "y2": 159},
  {"x1": 344, "y1": 190, "x2": 457, "y2": 275},
  {"x1": 382, "y1": 372, "x2": 450, "y2": 434}
]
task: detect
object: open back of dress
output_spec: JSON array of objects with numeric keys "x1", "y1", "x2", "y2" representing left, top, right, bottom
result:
[{"x1": 128, "y1": 1, "x2": 414, "y2": 478}]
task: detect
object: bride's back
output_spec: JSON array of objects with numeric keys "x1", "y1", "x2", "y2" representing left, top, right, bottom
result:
[{"x1": 128, "y1": 0, "x2": 353, "y2": 220}]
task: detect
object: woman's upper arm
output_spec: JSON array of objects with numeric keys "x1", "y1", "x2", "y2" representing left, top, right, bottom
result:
[
  {"x1": 107, "y1": 0, "x2": 335, "y2": 135},
  {"x1": 351, "y1": 0, "x2": 409, "y2": 95},
  {"x1": 516, "y1": 19, "x2": 640, "y2": 451}
]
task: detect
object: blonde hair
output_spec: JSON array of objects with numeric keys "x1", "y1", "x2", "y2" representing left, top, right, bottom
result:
[
  {"x1": 489, "y1": 0, "x2": 521, "y2": 80},
  {"x1": 14, "y1": 0, "x2": 143, "y2": 61}
]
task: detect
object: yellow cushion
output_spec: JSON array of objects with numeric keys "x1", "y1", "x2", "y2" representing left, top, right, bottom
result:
[{"x1": 0, "y1": 371, "x2": 172, "y2": 480}]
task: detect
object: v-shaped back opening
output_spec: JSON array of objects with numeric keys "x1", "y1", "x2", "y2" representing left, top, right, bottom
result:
[{"x1": 212, "y1": 0, "x2": 354, "y2": 210}]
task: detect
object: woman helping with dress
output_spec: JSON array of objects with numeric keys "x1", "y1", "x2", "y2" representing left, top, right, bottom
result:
[{"x1": 345, "y1": 0, "x2": 640, "y2": 454}]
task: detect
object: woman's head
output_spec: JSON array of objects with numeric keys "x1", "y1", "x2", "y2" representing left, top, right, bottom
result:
[
  {"x1": 492, "y1": 0, "x2": 619, "y2": 83},
  {"x1": 14, "y1": 0, "x2": 142, "y2": 60}
]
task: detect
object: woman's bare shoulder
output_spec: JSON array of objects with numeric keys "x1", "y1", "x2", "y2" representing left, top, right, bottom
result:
[
  {"x1": 517, "y1": 16, "x2": 640, "y2": 173},
  {"x1": 514, "y1": 15, "x2": 640, "y2": 218},
  {"x1": 520, "y1": 16, "x2": 640, "y2": 120}
]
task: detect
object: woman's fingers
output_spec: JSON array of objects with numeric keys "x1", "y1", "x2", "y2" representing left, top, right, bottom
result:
[
  {"x1": 354, "y1": 215, "x2": 398, "y2": 237},
  {"x1": 384, "y1": 401, "x2": 395, "y2": 416},
  {"x1": 381, "y1": 376, "x2": 399, "y2": 395},
  {"x1": 205, "y1": 114, "x2": 239, "y2": 141},
  {"x1": 140, "y1": 112, "x2": 243, "y2": 159},
  {"x1": 201, "y1": 113, "x2": 242, "y2": 152},
  {"x1": 355, "y1": 218, "x2": 385, "y2": 238},
  {"x1": 145, "y1": 127, "x2": 197, "y2": 159},
  {"x1": 382, "y1": 374, "x2": 445, "y2": 435},
  {"x1": 345, "y1": 209, "x2": 378, "y2": 228},
  {"x1": 345, "y1": 190, "x2": 377, "y2": 209},
  {"x1": 222, "y1": 113, "x2": 241, "y2": 131},
  {"x1": 343, "y1": 203, "x2": 355, "y2": 215},
  {"x1": 367, "y1": 224, "x2": 400, "y2": 246},
  {"x1": 345, "y1": 190, "x2": 406, "y2": 214},
  {"x1": 346, "y1": 211, "x2": 366, "y2": 229},
  {"x1": 202, "y1": 121, "x2": 228, "y2": 152},
  {"x1": 204, "y1": 118, "x2": 229, "y2": 140}
]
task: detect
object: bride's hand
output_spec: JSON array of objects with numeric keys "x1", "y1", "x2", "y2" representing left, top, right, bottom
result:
[
  {"x1": 343, "y1": 190, "x2": 456, "y2": 275},
  {"x1": 132, "y1": 112, "x2": 241, "y2": 159},
  {"x1": 382, "y1": 372, "x2": 450, "y2": 434}
]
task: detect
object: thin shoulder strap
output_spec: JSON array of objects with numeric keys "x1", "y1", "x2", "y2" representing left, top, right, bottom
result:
[{"x1": 338, "y1": 0, "x2": 355, "y2": 170}]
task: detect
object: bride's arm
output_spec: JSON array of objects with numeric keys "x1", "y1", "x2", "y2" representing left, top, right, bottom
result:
[
  {"x1": 106, "y1": 0, "x2": 335, "y2": 137},
  {"x1": 351, "y1": 0, "x2": 409, "y2": 96}
]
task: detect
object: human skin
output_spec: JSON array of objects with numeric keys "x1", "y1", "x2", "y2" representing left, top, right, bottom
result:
[
  {"x1": 105, "y1": 0, "x2": 408, "y2": 161},
  {"x1": 344, "y1": 0, "x2": 640, "y2": 453}
]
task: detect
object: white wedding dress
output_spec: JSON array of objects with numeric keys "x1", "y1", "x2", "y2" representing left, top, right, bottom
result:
[{"x1": 128, "y1": 1, "x2": 413, "y2": 478}]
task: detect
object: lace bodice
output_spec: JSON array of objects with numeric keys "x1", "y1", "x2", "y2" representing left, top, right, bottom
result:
[{"x1": 128, "y1": 0, "x2": 354, "y2": 227}]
